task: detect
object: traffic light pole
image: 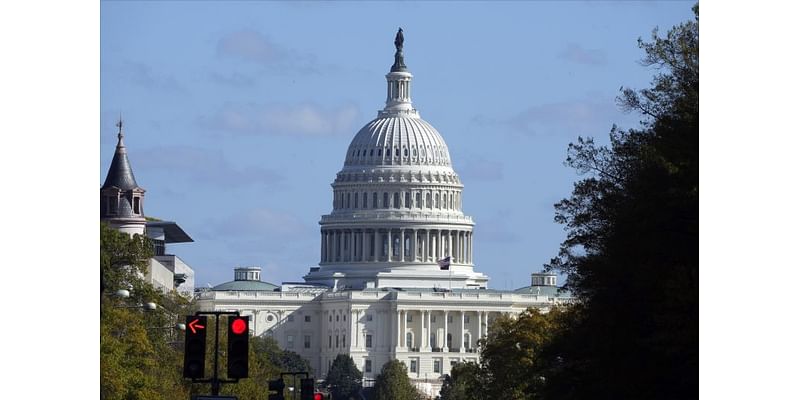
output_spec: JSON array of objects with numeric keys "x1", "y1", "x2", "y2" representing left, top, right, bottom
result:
[{"x1": 190, "y1": 311, "x2": 242, "y2": 396}]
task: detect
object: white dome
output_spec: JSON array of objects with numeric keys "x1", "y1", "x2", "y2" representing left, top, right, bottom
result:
[{"x1": 344, "y1": 115, "x2": 452, "y2": 167}]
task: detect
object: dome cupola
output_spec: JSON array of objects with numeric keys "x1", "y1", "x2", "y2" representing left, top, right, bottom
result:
[{"x1": 305, "y1": 29, "x2": 488, "y2": 291}]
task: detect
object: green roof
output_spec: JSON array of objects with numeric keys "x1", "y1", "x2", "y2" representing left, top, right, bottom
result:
[{"x1": 212, "y1": 280, "x2": 279, "y2": 291}]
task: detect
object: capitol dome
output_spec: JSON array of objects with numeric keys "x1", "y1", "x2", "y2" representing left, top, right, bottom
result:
[{"x1": 304, "y1": 29, "x2": 487, "y2": 290}]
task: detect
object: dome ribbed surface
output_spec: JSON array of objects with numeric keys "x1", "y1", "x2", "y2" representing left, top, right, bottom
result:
[{"x1": 344, "y1": 116, "x2": 452, "y2": 167}]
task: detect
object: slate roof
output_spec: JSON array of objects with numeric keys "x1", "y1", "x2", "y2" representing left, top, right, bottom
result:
[{"x1": 102, "y1": 130, "x2": 140, "y2": 191}]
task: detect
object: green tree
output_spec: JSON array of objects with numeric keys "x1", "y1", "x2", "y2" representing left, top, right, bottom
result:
[
  {"x1": 324, "y1": 354, "x2": 363, "y2": 400},
  {"x1": 437, "y1": 362, "x2": 482, "y2": 400},
  {"x1": 373, "y1": 360, "x2": 419, "y2": 400},
  {"x1": 543, "y1": 4, "x2": 698, "y2": 399}
]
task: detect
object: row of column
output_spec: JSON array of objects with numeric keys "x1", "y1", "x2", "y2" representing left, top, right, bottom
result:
[
  {"x1": 393, "y1": 309, "x2": 495, "y2": 353},
  {"x1": 320, "y1": 228, "x2": 473, "y2": 265}
]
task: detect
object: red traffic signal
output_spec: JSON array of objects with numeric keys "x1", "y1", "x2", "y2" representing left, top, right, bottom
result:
[
  {"x1": 314, "y1": 393, "x2": 324, "y2": 400},
  {"x1": 227, "y1": 316, "x2": 249, "y2": 379}
]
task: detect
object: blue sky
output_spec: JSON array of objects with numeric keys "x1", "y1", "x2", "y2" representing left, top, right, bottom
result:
[{"x1": 100, "y1": 1, "x2": 696, "y2": 289}]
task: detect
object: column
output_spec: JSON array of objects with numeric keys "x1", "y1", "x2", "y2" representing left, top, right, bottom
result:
[
  {"x1": 320, "y1": 231, "x2": 324, "y2": 262},
  {"x1": 459, "y1": 311, "x2": 465, "y2": 352},
  {"x1": 425, "y1": 230, "x2": 431, "y2": 261},
  {"x1": 443, "y1": 311, "x2": 449, "y2": 352},
  {"x1": 396, "y1": 309, "x2": 402, "y2": 350},
  {"x1": 478, "y1": 311, "x2": 483, "y2": 339},
  {"x1": 412, "y1": 229, "x2": 417, "y2": 261},
  {"x1": 402, "y1": 309, "x2": 408, "y2": 349},
  {"x1": 448, "y1": 231, "x2": 453, "y2": 259},
  {"x1": 362, "y1": 231, "x2": 368, "y2": 262},
  {"x1": 400, "y1": 229, "x2": 406, "y2": 262},
  {"x1": 387, "y1": 229, "x2": 393, "y2": 262},
  {"x1": 373, "y1": 230, "x2": 379, "y2": 262},
  {"x1": 338, "y1": 231, "x2": 344, "y2": 262},
  {"x1": 424, "y1": 310, "x2": 431, "y2": 351}
]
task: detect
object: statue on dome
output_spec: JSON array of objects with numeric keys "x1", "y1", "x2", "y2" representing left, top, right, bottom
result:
[{"x1": 394, "y1": 28, "x2": 404, "y2": 51}]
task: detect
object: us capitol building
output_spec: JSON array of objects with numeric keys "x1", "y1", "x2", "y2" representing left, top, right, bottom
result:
[{"x1": 103, "y1": 29, "x2": 571, "y2": 395}]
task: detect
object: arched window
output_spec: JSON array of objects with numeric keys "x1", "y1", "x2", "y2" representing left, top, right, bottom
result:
[
  {"x1": 373, "y1": 192, "x2": 378, "y2": 208},
  {"x1": 393, "y1": 192, "x2": 400, "y2": 209},
  {"x1": 405, "y1": 192, "x2": 410, "y2": 208},
  {"x1": 434, "y1": 193, "x2": 439, "y2": 209},
  {"x1": 404, "y1": 235, "x2": 411, "y2": 258},
  {"x1": 392, "y1": 235, "x2": 400, "y2": 257},
  {"x1": 403, "y1": 148, "x2": 408, "y2": 157},
  {"x1": 415, "y1": 192, "x2": 421, "y2": 208},
  {"x1": 383, "y1": 193, "x2": 389, "y2": 208},
  {"x1": 370, "y1": 149, "x2": 374, "y2": 157},
  {"x1": 382, "y1": 234, "x2": 389, "y2": 257},
  {"x1": 346, "y1": 193, "x2": 351, "y2": 209},
  {"x1": 426, "y1": 192, "x2": 432, "y2": 209},
  {"x1": 395, "y1": 148, "x2": 400, "y2": 157},
  {"x1": 406, "y1": 332, "x2": 413, "y2": 348},
  {"x1": 354, "y1": 192, "x2": 359, "y2": 208},
  {"x1": 378, "y1": 149, "x2": 382, "y2": 157}
]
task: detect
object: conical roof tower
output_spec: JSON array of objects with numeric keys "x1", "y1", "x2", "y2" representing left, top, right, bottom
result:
[{"x1": 100, "y1": 118, "x2": 146, "y2": 236}]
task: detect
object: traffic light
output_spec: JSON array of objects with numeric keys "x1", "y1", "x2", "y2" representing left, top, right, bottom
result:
[
  {"x1": 300, "y1": 378, "x2": 315, "y2": 400},
  {"x1": 226, "y1": 315, "x2": 249, "y2": 379},
  {"x1": 268, "y1": 378, "x2": 285, "y2": 400},
  {"x1": 313, "y1": 393, "x2": 324, "y2": 400},
  {"x1": 183, "y1": 315, "x2": 207, "y2": 379}
]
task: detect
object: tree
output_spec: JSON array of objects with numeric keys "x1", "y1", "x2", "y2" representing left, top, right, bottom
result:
[
  {"x1": 437, "y1": 362, "x2": 482, "y2": 400},
  {"x1": 373, "y1": 360, "x2": 419, "y2": 400},
  {"x1": 543, "y1": 4, "x2": 698, "y2": 399},
  {"x1": 324, "y1": 354, "x2": 363, "y2": 400}
]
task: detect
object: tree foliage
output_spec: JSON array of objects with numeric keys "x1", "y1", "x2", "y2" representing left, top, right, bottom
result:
[
  {"x1": 438, "y1": 362, "x2": 483, "y2": 400},
  {"x1": 325, "y1": 354, "x2": 363, "y2": 400},
  {"x1": 373, "y1": 360, "x2": 419, "y2": 400},
  {"x1": 542, "y1": 4, "x2": 699, "y2": 399}
]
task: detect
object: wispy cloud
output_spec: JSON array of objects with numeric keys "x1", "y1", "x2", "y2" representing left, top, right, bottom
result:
[
  {"x1": 199, "y1": 208, "x2": 316, "y2": 255},
  {"x1": 209, "y1": 71, "x2": 256, "y2": 88},
  {"x1": 198, "y1": 102, "x2": 360, "y2": 137},
  {"x1": 473, "y1": 97, "x2": 624, "y2": 138},
  {"x1": 456, "y1": 155, "x2": 504, "y2": 182},
  {"x1": 216, "y1": 29, "x2": 323, "y2": 74},
  {"x1": 120, "y1": 61, "x2": 187, "y2": 93},
  {"x1": 136, "y1": 146, "x2": 283, "y2": 188},
  {"x1": 558, "y1": 43, "x2": 607, "y2": 66}
]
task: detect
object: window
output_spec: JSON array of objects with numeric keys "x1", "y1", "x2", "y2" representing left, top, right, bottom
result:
[
  {"x1": 343, "y1": 315, "x2": 346, "y2": 322},
  {"x1": 329, "y1": 315, "x2": 332, "y2": 322},
  {"x1": 406, "y1": 314, "x2": 413, "y2": 323},
  {"x1": 106, "y1": 196, "x2": 117, "y2": 214},
  {"x1": 287, "y1": 335, "x2": 294, "y2": 349},
  {"x1": 305, "y1": 316, "x2": 311, "y2": 322},
  {"x1": 329, "y1": 336, "x2": 332, "y2": 348},
  {"x1": 366, "y1": 334, "x2": 372, "y2": 348},
  {"x1": 426, "y1": 192, "x2": 432, "y2": 209},
  {"x1": 346, "y1": 193, "x2": 351, "y2": 208},
  {"x1": 372, "y1": 192, "x2": 378, "y2": 208},
  {"x1": 267, "y1": 315, "x2": 274, "y2": 322},
  {"x1": 363, "y1": 193, "x2": 368, "y2": 208},
  {"x1": 430, "y1": 333, "x2": 436, "y2": 348},
  {"x1": 393, "y1": 192, "x2": 400, "y2": 209},
  {"x1": 366, "y1": 314, "x2": 373, "y2": 322},
  {"x1": 405, "y1": 192, "x2": 410, "y2": 208},
  {"x1": 336, "y1": 315, "x2": 339, "y2": 322},
  {"x1": 365, "y1": 359, "x2": 372, "y2": 373},
  {"x1": 465, "y1": 316, "x2": 471, "y2": 323},
  {"x1": 410, "y1": 360, "x2": 417, "y2": 373},
  {"x1": 288, "y1": 315, "x2": 294, "y2": 322},
  {"x1": 406, "y1": 332, "x2": 413, "y2": 348},
  {"x1": 133, "y1": 197, "x2": 141, "y2": 214},
  {"x1": 431, "y1": 315, "x2": 437, "y2": 323},
  {"x1": 448, "y1": 315, "x2": 453, "y2": 323},
  {"x1": 343, "y1": 335, "x2": 346, "y2": 346},
  {"x1": 434, "y1": 360, "x2": 442, "y2": 373},
  {"x1": 447, "y1": 333, "x2": 452, "y2": 349},
  {"x1": 464, "y1": 334, "x2": 471, "y2": 349},
  {"x1": 354, "y1": 192, "x2": 359, "y2": 208},
  {"x1": 415, "y1": 192, "x2": 420, "y2": 208},
  {"x1": 304, "y1": 335, "x2": 311, "y2": 349},
  {"x1": 383, "y1": 192, "x2": 389, "y2": 208},
  {"x1": 335, "y1": 335, "x2": 339, "y2": 348}
]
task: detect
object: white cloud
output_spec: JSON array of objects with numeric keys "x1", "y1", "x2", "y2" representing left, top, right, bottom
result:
[
  {"x1": 558, "y1": 43, "x2": 608, "y2": 66},
  {"x1": 216, "y1": 29, "x2": 322, "y2": 74},
  {"x1": 199, "y1": 102, "x2": 360, "y2": 137}
]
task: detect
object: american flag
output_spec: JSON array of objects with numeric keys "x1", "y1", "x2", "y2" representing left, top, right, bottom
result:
[{"x1": 437, "y1": 256, "x2": 451, "y2": 270}]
